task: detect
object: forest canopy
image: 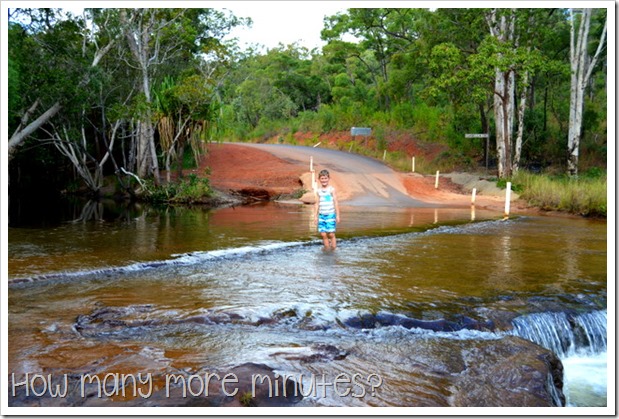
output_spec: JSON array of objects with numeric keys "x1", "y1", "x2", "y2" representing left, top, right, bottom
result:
[{"x1": 6, "y1": 7, "x2": 608, "y2": 198}]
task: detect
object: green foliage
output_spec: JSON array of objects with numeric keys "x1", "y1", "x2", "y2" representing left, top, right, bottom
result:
[
  {"x1": 144, "y1": 173, "x2": 212, "y2": 204},
  {"x1": 581, "y1": 166, "x2": 605, "y2": 180},
  {"x1": 513, "y1": 171, "x2": 607, "y2": 217},
  {"x1": 374, "y1": 126, "x2": 387, "y2": 150},
  {"x1": 390, "y1": 102, "x2": 415, "y2": 128},
  {"x1": 239, "y1": 391, "x2": 256, "y2": 407},
  {"x1": 7, "y1": 7, "x2": 608, "y2": 201},
  {"x1": 318, "y1": 105, "x2": 337, "y2": 132},
  {"x1": 496, "y1": 178, "x2": 524, "y2": 193},
  {"x1": 411, "y1": 103, "x2": 445, "y2": 142}
]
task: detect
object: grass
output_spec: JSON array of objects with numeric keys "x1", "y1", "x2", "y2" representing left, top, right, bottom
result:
[{"x1": 512, "y1": 170, "x2": 607, "y2": 217}]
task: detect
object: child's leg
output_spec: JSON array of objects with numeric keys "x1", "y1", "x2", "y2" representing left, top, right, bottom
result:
[
  {"x1": 320, "y1": 232, "x2": 330, "y2": 248},
  {"x1": 328, "y1": 232, "x2": 337, "y2": 249}
]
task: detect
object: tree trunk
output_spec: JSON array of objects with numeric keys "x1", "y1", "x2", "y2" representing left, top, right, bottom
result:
[
  {"x1": 486, "y1": 9, "x2": 517, "y2": 179},
  {"x1": 493, "y1": 70, "x2": 508, "y2": 178},
  {"x1": 513, "y1": 70, "x2": 529, "y2": 174},
  {"x1": 568, "y1": 8, "x2": 607, "y2": 176},
  {"x1": 8, "y1": 101, "x2": 62, "y2": 161},
  {"x1": 121, "y1": 8, "x2": 161, "y2": 184}
]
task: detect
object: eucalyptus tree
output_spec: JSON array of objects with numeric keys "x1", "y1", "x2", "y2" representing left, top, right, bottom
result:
[
  {"x1": 567, "y1": 8, "x2": 607, "y2": 176},
  {"x1": 482, "y1": 8, "x2": 554, "y2": 178},
  {"x1": 269, "y1": 45, "x2": 331, "y2": 113},
  {"x1": 320, "y1": 40, "x2": 375, "y2": 111},
  {"x1": 117, "y1": 8, "x2": 244, "y2": 183},
  {"x1": 119, "y1": 8, "x2": 183, "y2": 183},
  {"x1": 423, "y1": 9, "x2": 491, "y2": 144}
]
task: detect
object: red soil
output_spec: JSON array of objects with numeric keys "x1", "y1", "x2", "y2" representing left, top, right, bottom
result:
[{"x1": 188, "y1": 143, "x2": 307, "y2": 199}]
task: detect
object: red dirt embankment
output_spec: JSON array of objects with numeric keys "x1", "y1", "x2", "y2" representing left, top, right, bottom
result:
[{"x1": 195, "y1": 143, "x2": 305, "y2": 200}]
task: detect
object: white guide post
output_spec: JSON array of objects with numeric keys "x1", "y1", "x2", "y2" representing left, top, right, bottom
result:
[{"x1": 505, "y1": 182, "x2": 512, "y2": 217}]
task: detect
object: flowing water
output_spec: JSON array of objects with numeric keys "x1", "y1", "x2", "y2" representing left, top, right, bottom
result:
[{"x1": 7, "y1": 199, "x2": 609, "y2": 408}]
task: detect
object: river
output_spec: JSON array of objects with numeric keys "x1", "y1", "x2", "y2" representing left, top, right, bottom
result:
[{"x1": 6, "y1": 198, "x2": 609, "y2": 410}]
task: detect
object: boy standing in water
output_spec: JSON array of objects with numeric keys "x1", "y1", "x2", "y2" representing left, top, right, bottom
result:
[{"x1": 314, "y1": 169, "x2": 340, "y2": 250}]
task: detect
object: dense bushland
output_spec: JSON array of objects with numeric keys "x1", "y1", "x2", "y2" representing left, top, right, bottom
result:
[{"x1": 7, "y1": 8, "x2": 608, "y2": 215}]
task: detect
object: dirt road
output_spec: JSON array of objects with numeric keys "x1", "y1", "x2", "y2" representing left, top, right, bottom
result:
[{"x1": 198, "y1": 142, "x2": 519, "y2": 212}]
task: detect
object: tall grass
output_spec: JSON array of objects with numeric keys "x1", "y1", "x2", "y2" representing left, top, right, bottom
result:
[{"x1": 513, "y1": 171, "x2": 607, "y2": 217}]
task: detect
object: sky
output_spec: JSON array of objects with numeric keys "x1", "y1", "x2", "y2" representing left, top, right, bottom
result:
[
  {"x1": 218, "y1": 1, "x2": 350, "y2": 51},
  {"x1": 6, "y1": 1, "x2": 353, "y2": 51}
]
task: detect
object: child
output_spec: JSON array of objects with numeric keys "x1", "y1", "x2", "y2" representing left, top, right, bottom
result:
[{"x1": 314, "y1": 169, "x2": 340, "y2": 250}]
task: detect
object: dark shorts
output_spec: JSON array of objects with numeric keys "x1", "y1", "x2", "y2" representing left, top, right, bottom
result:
[{"x1": 318, "y1": 212, "x2": 336, "y2": 233}]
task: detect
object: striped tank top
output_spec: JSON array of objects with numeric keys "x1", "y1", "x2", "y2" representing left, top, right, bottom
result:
[{"x1": 317, "y1": 186, "x2": 335, "y2": 215}]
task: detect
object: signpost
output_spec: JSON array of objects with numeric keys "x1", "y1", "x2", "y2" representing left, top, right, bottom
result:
[
  {"x1": 351, "y1": 127, "x2": 372, "y2": 136},
  {"x1": 464, "y1": 133, "x2": 489, "y2": 139},
  {"x1": 351, "y1": 127, "x2": 372, "y2": 149},
  {"x1": 465, "y1": 133, "x2": 490, "y2": 171}
]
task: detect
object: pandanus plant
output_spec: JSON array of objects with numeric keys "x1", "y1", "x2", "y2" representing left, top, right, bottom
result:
[{"x1": 153, "y1": 76, "x2": 213, "y2": 183}]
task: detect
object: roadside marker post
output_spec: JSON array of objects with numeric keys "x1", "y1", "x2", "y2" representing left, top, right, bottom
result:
[
  {"x1": 505, "y1": 182, "x2": 512, "y2": 217},
  {"x1": 435, "y1": 171, "x2": 440, "y2": 189}
]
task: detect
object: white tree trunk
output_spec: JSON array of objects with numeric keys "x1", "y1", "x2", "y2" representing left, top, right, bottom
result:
[
  {"x1": 493, "y1": 70, "x2": 507, "y2": 178},
  {"x1": 568, "y1": 8, "x2": 607, "y2": 176},
  {"x1": 8, "y1": 102, "x2": 63, "y2": 160},
  {"x1": 486, "y1": 9, "x2": 517, "y2": 179},
  {"x1": 122, "y1": 9, "x2": 161, "y2": 183},
  {"x1": 513, "y1": 70, "x2": 529, "y2": 174},
  {"x1": 52, "y1": 127, "x2": 102, "y2": 192}
]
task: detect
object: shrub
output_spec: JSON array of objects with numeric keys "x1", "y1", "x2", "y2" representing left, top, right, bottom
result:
[
  {"x1": 513, "y1": 171, "x2": 607, "y2": 217},
  {"x1": 143, "y1": 173, "x2": 212, "y2": 204}
]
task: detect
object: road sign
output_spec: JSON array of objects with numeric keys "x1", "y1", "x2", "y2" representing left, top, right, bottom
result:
[
  {"x1": 465, "y1": 133, "x2": 489, "y2": 138},
  {"x1": 351, "y1": 127, "x2": 372, "y2": 136}
]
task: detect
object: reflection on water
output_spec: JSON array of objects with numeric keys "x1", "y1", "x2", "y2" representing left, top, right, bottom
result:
[
  {"x1": 7, "y1": 200, "x2": 608, "y2": 407},
  {"x1": 8, "y1": 200, "x2": 497, "y2": 281}
]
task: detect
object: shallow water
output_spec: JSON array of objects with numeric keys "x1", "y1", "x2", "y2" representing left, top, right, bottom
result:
[{"x1": 7, "y1": 200, "x2": 608, "y2": 408}]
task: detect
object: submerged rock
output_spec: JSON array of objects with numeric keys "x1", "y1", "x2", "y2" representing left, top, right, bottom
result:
[
  {"x1": 449, "y1": 336, "x2": 565, "y2": 407},
  {"x1": 342, "y1": 311, "x2": 495, "y2": 332},
  {"x1": 63, "y1": 304, "x2": 567, "y2": 407}
]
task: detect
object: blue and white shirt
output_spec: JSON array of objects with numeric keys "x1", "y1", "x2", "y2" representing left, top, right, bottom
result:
[{"x1": 317, "y1": 186, "x2": 336, "y2": 215}]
